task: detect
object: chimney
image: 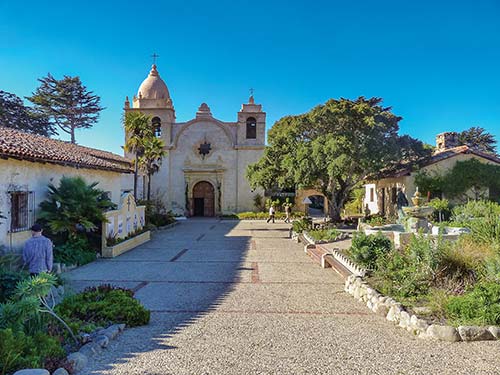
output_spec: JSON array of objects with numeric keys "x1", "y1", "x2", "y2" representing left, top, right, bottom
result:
[{"x1": 436, "y1": 132, "x2": 459, "y2": 152}]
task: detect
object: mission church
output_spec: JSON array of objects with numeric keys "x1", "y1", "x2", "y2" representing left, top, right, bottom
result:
[{"x1": 124, "y1": 64, "x2": 265, "y2": 216}]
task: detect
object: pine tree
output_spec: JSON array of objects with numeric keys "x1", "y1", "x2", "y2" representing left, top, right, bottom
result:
[{"x1": 27, "y1": 74, "x2": 104, "y2": 143}]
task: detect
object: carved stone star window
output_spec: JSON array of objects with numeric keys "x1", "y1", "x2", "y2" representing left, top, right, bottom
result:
[{"x1": 198, "y1": 141, "x2": 212, "y2": 159}]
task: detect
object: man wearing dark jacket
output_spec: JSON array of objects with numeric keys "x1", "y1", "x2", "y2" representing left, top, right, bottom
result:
[{"x1": 22, "y1": 224, "x2": 53, "y2": 276}]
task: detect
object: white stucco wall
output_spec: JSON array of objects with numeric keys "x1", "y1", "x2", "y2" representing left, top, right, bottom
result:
[{"x1": 0, "y1": 158, "x2": 133, "y2": 252}]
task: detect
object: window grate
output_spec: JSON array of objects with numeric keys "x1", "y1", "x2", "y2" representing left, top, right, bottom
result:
[{"x1": 9, "y1": 191, "x2": 35, "y2": 233}]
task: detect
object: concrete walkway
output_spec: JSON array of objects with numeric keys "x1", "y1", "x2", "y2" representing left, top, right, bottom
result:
[{"x1": 66, "y1": 220, "x2": 500, "y2": 375}]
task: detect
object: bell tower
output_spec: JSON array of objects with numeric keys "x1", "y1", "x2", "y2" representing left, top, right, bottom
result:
[
  {"x1": 236, "y1": 93, "x2": 266, "y2": 146},
  {"x1": 124, "y1": 64, "x2": 175, "y2": 157}
]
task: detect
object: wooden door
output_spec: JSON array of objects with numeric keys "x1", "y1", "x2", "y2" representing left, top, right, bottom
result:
[{"x1": 192, "y1": 181, "x2": 215, "y2": 217}]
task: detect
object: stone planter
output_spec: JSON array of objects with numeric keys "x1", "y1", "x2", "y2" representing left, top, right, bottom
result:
[{"x1": 102, "y1": 231, "x2": 151, "y2": 258}]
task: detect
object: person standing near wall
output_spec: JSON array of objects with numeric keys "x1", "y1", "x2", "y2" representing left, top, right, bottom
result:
[
  {"x1": 396, "y1": 188, "x2": 409, "y2": 222},
  {"x1": 22, "y1": 224, "x2": 53, "y2": 276}
]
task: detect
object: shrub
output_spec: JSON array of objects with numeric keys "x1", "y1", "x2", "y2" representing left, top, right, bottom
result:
[
  {"x1": 347, "y1": 232, "x2": 392, "y2": 269},
  {"x1": 373, "y1": 250, "x2": 432, "y2": 299},
  {"x1": 445, "y1": 282, "x2": 500, "y2": 326},
  {"x1": 54, "y1": 237, "x2": 96, "y2": 266},
  {"x1": 292, "y1": 217, "x2": 312, "y2": 233},
  {"x1": 0, "y1": 329, "x2": 64, "y2": 375},
  {"x1": 307, "y1": 228, "x2": 341, "y2": 242},
  {"x1": 0, "y1": 269, "x2": 29, "y2": 303},
  {"x1": 56, "y1": 286, "x2": 150, "y2": 328},
  {"x1": 38, "y1": 176, "x2": 115, "y2": 241},
  {"x1": 428, "y1": 198, "x2": 451, "y2": 222}
]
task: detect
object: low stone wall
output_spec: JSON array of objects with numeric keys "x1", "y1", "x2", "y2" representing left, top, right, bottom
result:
[{"x1": 345, "y1": 275, "x2": 500, "y2": 342}]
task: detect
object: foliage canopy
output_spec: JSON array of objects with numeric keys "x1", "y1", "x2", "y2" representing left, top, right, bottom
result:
[{"x1": 247, "y1": 97, "x2": 430, "y2": 220}]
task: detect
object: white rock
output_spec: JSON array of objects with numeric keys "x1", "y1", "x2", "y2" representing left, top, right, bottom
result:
[
  {"x1": 13, "y1": 370, "x2": 49, "y2": 375},
  {"x1": 488, "y1": 326, "x2": 500, "y2": 339},
  {"x1": 79, "y1": 342, "x2": 102, "y2": 356},
  {"x1": 94, "y1": 334, "x2": 110, "y2": 348},
  {"x1": 67, "y1": 352, "x2": 88, "y2": 372},
  {"x1": 458, "y1": 326, "x2": 495, "y2": 341},
  {"x1": 386, "y1": 306, "x2": 401, "y2": 323},
  {"x1": 426, "y1": 325, "x2": 461, "y2": 342},
  {"x1": 399, "y1": 311, "x2": 410, "y2": 328},
  {"x1": 53, "y1": 368, "x2": 69, "y2": 375},
  {"x1": 367, "y1": 300, "x2": 373, "y2": 310}
]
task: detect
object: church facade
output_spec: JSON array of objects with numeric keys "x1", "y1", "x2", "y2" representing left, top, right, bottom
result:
[{"x1": 124, "y1": 64, "x2": 265, "y2": 216}]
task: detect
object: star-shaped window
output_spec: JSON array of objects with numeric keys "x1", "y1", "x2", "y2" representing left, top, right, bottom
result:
[{"x1": 198, "y1": 141, "x2": 211, "y2": 159}]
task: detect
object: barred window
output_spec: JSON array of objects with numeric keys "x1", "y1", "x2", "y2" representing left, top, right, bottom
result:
[{"x1": 9, "y1": 191, "x2": 35, "y2": 232}]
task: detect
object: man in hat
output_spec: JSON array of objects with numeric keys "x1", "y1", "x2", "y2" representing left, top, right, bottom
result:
[{"x1": 22, "y1": 224, "x2": 53, "y2": 276}]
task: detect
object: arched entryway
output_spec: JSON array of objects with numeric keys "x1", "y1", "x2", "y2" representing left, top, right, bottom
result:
[{"x1": 192, "y1": 181, "x2": 215, "y2": 217}]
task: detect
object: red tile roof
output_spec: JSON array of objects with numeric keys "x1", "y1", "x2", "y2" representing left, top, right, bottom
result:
[
  {"x1": 0, "y1": 126, "x2": 132, "y2": 173},
  {"x1": 371, "y1": 145, "x2": 500, "y2": 180}
]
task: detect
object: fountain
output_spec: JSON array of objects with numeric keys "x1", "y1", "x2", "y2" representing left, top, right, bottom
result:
[{"x1": 402, "y1": 188, "x2": 434, "y2": 233}]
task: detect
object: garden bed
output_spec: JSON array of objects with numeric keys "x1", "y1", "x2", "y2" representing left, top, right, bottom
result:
[
  {"x1": 102, "y1": 230, "x2": 151, "y2": 258},
  {"x1": 339, "y1": 200, "x2": 500, "y2": 342}
]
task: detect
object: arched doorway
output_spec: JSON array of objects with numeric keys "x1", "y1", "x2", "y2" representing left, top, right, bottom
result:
[{"x1": 192, "y1": 181, "x2": 215, "y2": 217}]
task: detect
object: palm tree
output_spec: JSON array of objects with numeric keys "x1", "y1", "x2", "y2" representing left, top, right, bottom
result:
[
  {"x1": 124, "y1": 112, "x2": 154, "y2": 200},
  {"x1": 138, "y1": 136, "x2": 166, "y2": 201},
  {"x1": 38, "y1": 176, "x2": 113, "y2": 240}
]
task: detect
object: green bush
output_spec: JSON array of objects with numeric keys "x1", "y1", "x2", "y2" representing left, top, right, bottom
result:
[
  {"x1": 0, "y1": 269, "x2": 29, "y2": 303},
  {"x1": 451, "y1": 201, "x2": 500, "y2": 249},
  {"x1": 292, "y1": 217, "x2": 312, "y2": 233},
  {"x1": 56, "y1": 285, "x2": 150, "y2": 328},
  {"x1": 373, "y1": 249, "x2": 432, "y2": 299},
  {"x1": 54, "y1": 237, "x2": 96, "y2": 266},
  {"x1": 347, "y1": 232, "x2": 392, "y2": 269},
  {"x1": 0, "y1": 329, "x2": 64, "y2": 375},
  {"x1": 364, "y1": 215, "x2": 393, "y2": 227},
  {"x1": 445, "y1": 282, "x2": 500, "y2": 326},
  {"x1": 308, "y1": 228, "x2": 340, "y2": 242},
  {"x1": 428, "y1": 198, "x2": 451, "y2": 222}
]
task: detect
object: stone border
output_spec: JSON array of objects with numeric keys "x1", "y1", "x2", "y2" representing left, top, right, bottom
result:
[
  {"x1": 66, "y1": 323, "x2": 126, "y2": 374},
  {"x1": 344, "y1": 275, "x2": 500, "y2": 342},
  {"x1": 328, "y1": 248, "x2": 367, "y2": 277}
]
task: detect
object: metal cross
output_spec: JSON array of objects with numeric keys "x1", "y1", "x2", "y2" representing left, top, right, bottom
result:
[
  {"x1": 151, "y1": 53, "x2": 160, "y2": 64},
  {"x1": 249, "y1": 88, "x2": 254, "y2": 96}
]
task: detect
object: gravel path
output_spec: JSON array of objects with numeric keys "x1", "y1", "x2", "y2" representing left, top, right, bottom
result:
[{"x1": 65, "y1": 219, "x2": 500, "y2": 375}]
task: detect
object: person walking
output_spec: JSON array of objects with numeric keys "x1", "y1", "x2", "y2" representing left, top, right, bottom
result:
[
  {"x1": 23, "y1": 224, "x2": 53, "y2": 276},
  {"x1": 284, "y1": 204, "x2": 291, "y2": 223},
  {"x1": 266, "y1": 204, "x2": 276, "y2": 224}
]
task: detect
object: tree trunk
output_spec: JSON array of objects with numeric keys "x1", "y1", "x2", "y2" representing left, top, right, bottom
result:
[
  {"x1": 328, "y1": 199, "x2": 342, "y2": 222},
  {"x1": 70, "y1": 127, "x2": 76, "y2": 144},
  {"x1": 147, "y1": 172, "x2": 151, "y2": 202},
  {"x1": 133, "y1": 154, "x2": 138, "y2": 200}
]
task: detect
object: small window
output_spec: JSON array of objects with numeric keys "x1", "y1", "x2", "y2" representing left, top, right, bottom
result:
[
  {"x1": 152, "y1": 117, "x2": 162, "y2": 137},
  {"x1": 246, "y1": 117, "x2": 257, "y2": 139},
  {"x1": 9, "y1": 191, "x2": 35, "y2": 232},
  {"x1": 370, "y1": 188, "x2": 375, "y2": 202}
]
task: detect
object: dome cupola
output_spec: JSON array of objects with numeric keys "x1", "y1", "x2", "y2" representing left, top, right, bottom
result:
[{"x1": 137, "y1": 64, "x2": 170, "y2": 100}]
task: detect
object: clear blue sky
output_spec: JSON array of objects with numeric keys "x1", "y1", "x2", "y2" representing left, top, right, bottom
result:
[{"x1": 1, "y1": 0, "x2": 499, "y2": 155}]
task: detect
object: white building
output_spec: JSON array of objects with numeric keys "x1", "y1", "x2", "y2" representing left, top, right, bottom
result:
[
  {"x1": 124, "y1": 64, "x2": 265, "y2": 216},
  {"x1": 0, "y1": 127, "x2": 134, "y2": 251}
]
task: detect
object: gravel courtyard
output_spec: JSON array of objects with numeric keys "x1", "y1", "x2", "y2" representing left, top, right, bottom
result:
[{"x1": 66, "y1": 220, "x2": 500, "y2": 375}]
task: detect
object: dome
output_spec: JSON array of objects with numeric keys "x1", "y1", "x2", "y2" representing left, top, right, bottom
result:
[{"x1": 137, "y1": 64, "x2": 170, "y2": 100}]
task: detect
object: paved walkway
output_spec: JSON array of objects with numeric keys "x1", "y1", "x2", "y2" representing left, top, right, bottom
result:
[{"x1": 66, "y1": 220, "x2": 500, "y2": 375}]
